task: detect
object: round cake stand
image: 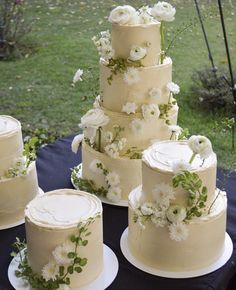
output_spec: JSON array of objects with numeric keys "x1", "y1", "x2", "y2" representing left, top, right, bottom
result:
[
  {"x1": 8, "y1": 244, "x2": 118, "y2": 290},
  {"x1": 120, "y1": 227, "x2": 233, "y2": 279},
  {"x1": 71, "y1": 163, "x2": 128, "y2": 207},
  {"x1": 0, "y1": 187, "x2": 44, "y2": 230}
]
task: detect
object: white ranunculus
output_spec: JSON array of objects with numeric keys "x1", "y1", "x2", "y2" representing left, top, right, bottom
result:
[
  {"x1": 89, "y1": 159, "x2": 104, "y2": 175},
  {"x1": 140, "y1": 202, "x2": 154, "y2": 216},
  {"x1": 172, "y1": 159, "x2": 192, "y2": 174},
  {"x1": 166, "y1": 205, "x2": 187, "y2": 223},
  {"x1": 105, "y1": 171, "x2": 120, "y2": 187},
  {"x1": 188, "y1": 135, "x2": 213, "y2": 159},
  {"x1": 149, "y1": 87, "x2": 162, "y2": 100},
  {"x1": 108, "y1": 5, "x2": 139, "y2": 25},
  {"x1": 73, "y1": 69, "x2": 83, "y2": 83},
  {"x1": 169, "y1": 222, "x2": 189, "y2": 242},
  {"x1": 168, "y1": 125, "x2": 182, "y2": 134},
  {"x1": 71, "y1": 134, "x2": 84, "y2": 154},
  {"x1": 130, "y1": 118, "x2": 144, "y2": 135},
  {"x1": 151, "y1": 1, "x2": 176, "y2": 22},
  {"x1": 79, "y1": 109, "x2": 110, "y2": 130},
  {"x1": 166, "y1": 81, "x2": 180, "y2": 94},
  {"x1": 123, "y1": 67, "x2": 140, "y2": 85},
  {"x1": 122, "y1": 102, "x2": 137, "y2": 114},
  {"x1": 107, "y1": 186, "x2": 122, "y2": 203},
  {"x1": 104, "y1": 143, "x2": 119, "y2": 158},
  {"x1": 41, "y1": 261, "x2": 59, "y2": 281},
  {"x1": 142, "y1": 103, "x2": 160, "y2": 121},
  {"x1": 129, "y1": 45, "x2": 147, "y2": 62}
]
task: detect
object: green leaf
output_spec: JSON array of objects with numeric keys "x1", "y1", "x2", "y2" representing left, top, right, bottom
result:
[
  {"x1": 79, "y1": 258, "x2": 88, "y2": 267},
  {"x1": 67, "y1": 265, "x2": 74, "y2": 274},
  {"x1": 82, "y1": 240, "x2": 88, "y2": 246},
  {"x1": 67, "y1": 252, "x2": 76, "y2": 259},
  {"x1": 75, "y1": 266, "x2": 82, "y2": 273},
  {"x1": 59, "y1": 266, "x2": 64, "y2": 276}
]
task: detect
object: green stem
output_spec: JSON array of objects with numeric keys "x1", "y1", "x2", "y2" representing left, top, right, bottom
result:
[
  {"x1": 168, "y1": 92, "x2": 172, "y2": 103},
  {"x1": 98, "y1": 127, "x2": 102, "y2": 152},
  {"x1": 160, "y1": 22, "x2": 165, "y2": 64},
  {"x1": 170, "y1": 131, "x2": 174, "y2": 140},
  {"x1": 189, "y1": 153, "x2": 197, "y2": 164},
  {"x1": 208, "y1": 188, "x2": 221, "y2": 214}
]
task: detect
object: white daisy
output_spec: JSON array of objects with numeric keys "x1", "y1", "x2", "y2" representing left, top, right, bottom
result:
[
  {"x1": 52, "y1": 241, "x2": 74, "y2": 265},
  {"x1": 106, "y1": 186, "x2": 122, "y2": 202},
  {"x1": 141, "y1": 104, "x2": 160, "y2": 121},
  {"x1": 169, "y1": 222, "x2": 189, "y2": 242},
  {"x1": 152, "y1": 183, "x2": 175, "y2": 209},
  {"x1": 166, "y1": 205, "x2": 187, "y2": 223},
  {"x1": 41, "y1": 261, "x2": 59, "y2": 281}
]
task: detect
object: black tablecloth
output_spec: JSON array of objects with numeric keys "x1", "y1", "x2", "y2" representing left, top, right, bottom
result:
[{"x1": 0, "y1": 135, "x2": 236, "y2": 290}]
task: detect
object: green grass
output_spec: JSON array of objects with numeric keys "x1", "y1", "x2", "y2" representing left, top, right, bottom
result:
[{"x1": 0, "y1": 0, "x2": 236, "y2": 169}]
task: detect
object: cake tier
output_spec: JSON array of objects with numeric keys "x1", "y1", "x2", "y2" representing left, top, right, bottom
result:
[
  {"x1": 100, "y1": 58, "x2": 172, "y2": 112},
  {"x1": 101, "y1": 103, "x2": 178, "y2": 153},
  {"x1": 142, "y1": 140, "x2": 217, "y2": 208},
  {"x1": 82, "y1": 142, "x2": 142, "y2": 200},
  {"x1": 128, "y1": 186, "x2": 227, "y2": 271},
  {"x1": 25, "y1": 189, "x2": 103, "y2": 288},
  {"x1": 0, "y1": 115, "x2": 23, "y2": 175},
  {"x1": 0, "y1": 162, "x2": 39, "y2": 227},
  {"x1": 111, "y1": 22, "x2": 161, "y2": 67}
]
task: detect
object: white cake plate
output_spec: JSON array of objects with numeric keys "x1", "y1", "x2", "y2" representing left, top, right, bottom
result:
[
  {"x1": 0, "y1": 187, "x2": 44, "y2": 230},
  {"x1": 120, "y1": 227, "x2": 233, "y2": 279},
  {"x1": 8, "y1": 244, "x2": 118, "y2": 290},
  {"x1": 71, "y1": 163, "x2": 128, "y2": 207}
]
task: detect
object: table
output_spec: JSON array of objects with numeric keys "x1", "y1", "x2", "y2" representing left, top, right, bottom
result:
[{"x1": 0, "y1": 135, "x2": 236, "y2": 290}]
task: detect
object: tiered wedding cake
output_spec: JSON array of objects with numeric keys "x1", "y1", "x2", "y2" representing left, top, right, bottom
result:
[
  {"x1": 25, "y1": 189, "x2": 103, "y2": 288},
  {"x1": 0, "y1": 115, "x2": 39, "y2": 227},
  {"x1": 72, "y1": 3, "x2": 180, "y2": 202},
  {"x1": 128, "y1": 137, "x2": 227, "y2": 271}
]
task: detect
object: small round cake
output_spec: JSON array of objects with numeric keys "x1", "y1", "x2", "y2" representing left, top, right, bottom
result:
[
  {"x1": 128, "y1": 139, "x2": 227, "y2": 271},
  {"x1": 25, "y1": 189, "x2": 103, "y2": 288}
]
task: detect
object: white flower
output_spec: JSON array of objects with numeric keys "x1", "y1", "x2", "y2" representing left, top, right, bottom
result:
[
  {"x1": 108, "y1": 5, "x2": 139, "y2": 25},
  {"x1": 168, "y1": 125, "x2": 182, "y2": 134},
  {"x1": 152, "y1": 183, "x2": 175, "y2": 209},
  {"x1": 149, "y1": 87, "x2": 162, "y2": 100},
  {"x1": 14, "y1": 156, "x2": 27, "y2": 170},
  {"x1": 169, "y1": 222, "x2": 189, "y2": 242},
  {"x1": 104, "y1": 143, "x2": 119, "y2": 158},
  {"x1": 139, "y1": 6, "x2": 154, "y2": 24},
  {"x1": 42, "y1": 261, "x2": 59, "y2": 281},
  {"x1": 71, "y1": 134, "x2": 84, "y2": 153},
  {"x1": 83, "y1": 127, "x2": 97, "y2": 144},
  {"x1": 104, "y1": 131, "x2": 113, "y2": 143},
  {"x1": 117, "y1": 138, "x2": 127, "y2": 150},
  {"x1": 151, "y1": 210, "x2": 167, "y2": 227},
  {"x1": 57, "y1": 285, "x2": 70, "y2": 290},
  {"x1": 188, "y1": 135, "x2": 213, "y2": 159},
  {"x1": 140, "y1": 202, "x2": 154, "y2": 216},
  {"x1": 79, "y1": 109, "x2": 109, "y2": 130},
  {"x1": 151, "y1": 2, "x2": 176, "y2": 22},
  {"x1": 167, "y1": 82, "x2": 180, "y2": 94},
  {"x1": 105, "y1": 171, "x2": 120, "y2": 187},
  {"x1": 73, "y1": 69, "x2": 83, "y2": 83},
  {"x1": 89, "y1": 159, "x2": 104, "y2": 175},
  {"x1": 107, "y1": 187, "x2": 122, "y2": 202},
  {"x1": 129, "y1": 45, "x2": 147, "y2": 62},
  {"x1": 166, "y1": 205, "x2": 187, "y2": 223},
  {"x1": 172, "y1": 159, "x2": 192, "y2": 174},
  {"x1": 123, "y1": 67, "x2": 140, "y2": 85},
  {"x1": 141, "y1": 104, "x2": 160, "y2": 121},
  {"x1": 52, "y1": 241, "x2": 74, "y2": 265},
  {"x1": 93, "y1": 95, "x2": 101, "y2": 109},
  {"x1": 122, "y1": 102, "x2": 137, "y2": 114},
  {"x1": 130, "y1": 118, "x2": 144, "y2": 135}
]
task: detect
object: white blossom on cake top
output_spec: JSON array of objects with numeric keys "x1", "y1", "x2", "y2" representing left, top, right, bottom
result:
[
  {"x1": 108, "y1": 5, "x2": 139, "y2": 25},
  {"x1": 79, "y1": 109, "x2": 109, "y2": 130},
  {"x1": 129, "y1": 45, "x2": 147, "y2": 61},
  {"x1": 172, "y1": 159, "x2": 192, "y2": 174},
  {"x1": 138, "y1": 6, "x2": 155, "y2": 24},
  {"x1": 188, "y1": 135, "x2": 213, "y2": 160},
  {"x1": 151, "y1": 1, "x2": 176, "y2": 22}
]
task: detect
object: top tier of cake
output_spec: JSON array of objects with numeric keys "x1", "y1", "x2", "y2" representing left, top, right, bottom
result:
[
  {"x1": 0, "y1": 115, "x2": 23, "y2": 176},
  {"x1": 142, "y1": 140, "x2": 217, "y2": 208},
  {"x1": 25, "y1": 189, "x2": 102, "y2": 229}
]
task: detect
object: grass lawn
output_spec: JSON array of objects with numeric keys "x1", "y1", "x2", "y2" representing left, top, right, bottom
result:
[{"x1": 0, "y1": 0, "x2": 236, "y2": 169}]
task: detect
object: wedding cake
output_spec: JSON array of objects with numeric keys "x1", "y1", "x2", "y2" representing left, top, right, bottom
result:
[
  {"x1": 25, "y1": 189, "x2": 103, "y2": 288},
  {"x1": 128, "y1": 137, "x2": 227, "y2": 271},
  {"x1": 0, "y1": 115, "x2": 39, "y2": 227},
  {"x1": 72, "y1": 3, "x2": 180, "y2": 202}
]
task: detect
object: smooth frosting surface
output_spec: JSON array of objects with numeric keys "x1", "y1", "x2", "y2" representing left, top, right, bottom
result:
[
  {"x1": 143, "y1": 140, "x2": 216, "y2": 172},
  {"x1": 25, "y1": 189, "x2": 102, "y2": 228},
  {"x1": 0, "y1": 115, "x2": 21, "y2": 135}
]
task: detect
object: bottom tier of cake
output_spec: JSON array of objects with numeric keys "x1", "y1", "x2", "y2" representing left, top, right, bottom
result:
[
  {"x1": 128, "y1": 186, "x2": 227, "y2": 271},
  {"x1": 0, "y1": 162, "x2": 39, "y2": 227}
]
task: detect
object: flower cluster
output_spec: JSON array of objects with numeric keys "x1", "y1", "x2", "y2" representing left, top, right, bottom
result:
[
  {"x1": 133, "y1": 183, "x2": 189, "y2": 242},
  {"x1": 4, "y1": 156, "x2": 28, "y2": 179},
  {"x1": 92, "y1": 30, "x2": 114, "y2": 61},
  {"x1": 188, "y1": 135, "x2": 213, "y2": 162}
]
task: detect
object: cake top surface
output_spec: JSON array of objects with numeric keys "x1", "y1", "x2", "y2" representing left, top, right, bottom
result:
[
  {"x1": 25, "y1": 189, "x2": 102, "y2": 228},
  {"x1": 0, "y1": 115, "x2": 21, "y2": 136},
  {"x1": 143, "y1": 140, "x2": 216, "y2": 172}
]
